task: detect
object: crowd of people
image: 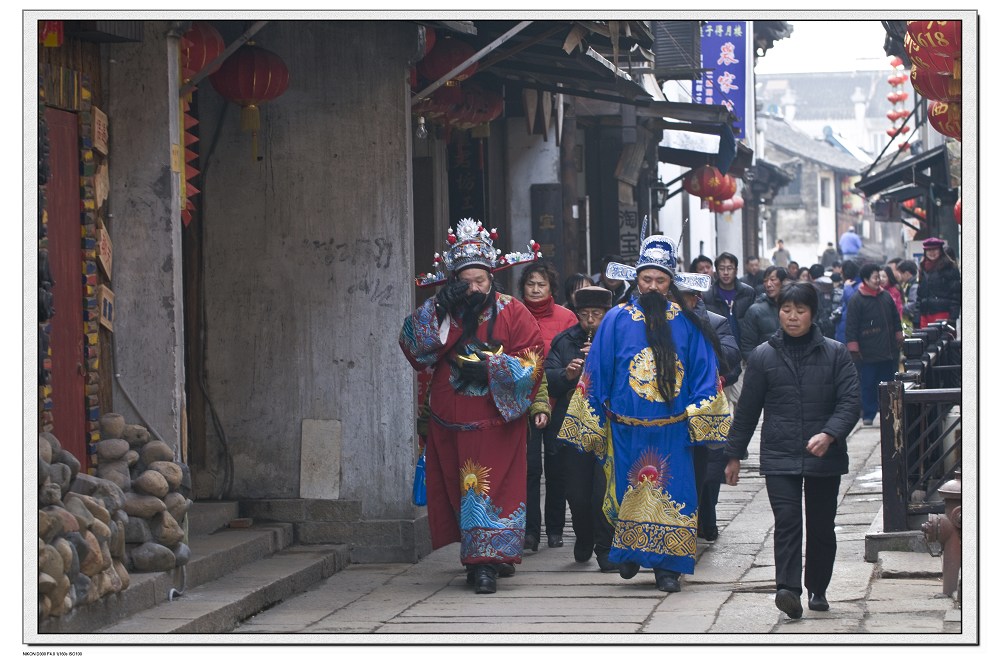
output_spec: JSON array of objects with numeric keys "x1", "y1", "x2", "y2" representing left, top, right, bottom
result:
[{"x1": 399, "y1": 218, "x2": 961, "y2": 619}]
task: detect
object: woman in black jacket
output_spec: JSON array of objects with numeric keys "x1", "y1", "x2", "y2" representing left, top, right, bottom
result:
[
  {"x1": 916, "y1": 237, "x2": 961, "y2": 327},
  {"x1": 724, "y1": 282, "x2": 860, "y2": 620}
]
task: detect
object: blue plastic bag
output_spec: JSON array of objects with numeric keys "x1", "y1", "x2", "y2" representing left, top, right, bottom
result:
[{"x1": 412, "y1": 450, "x2": 427, "y2": 506}]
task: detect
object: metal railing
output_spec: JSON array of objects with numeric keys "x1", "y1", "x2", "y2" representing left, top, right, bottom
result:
[{"x1": 878, "y1": 321, "x2": 962, "y2": 532}]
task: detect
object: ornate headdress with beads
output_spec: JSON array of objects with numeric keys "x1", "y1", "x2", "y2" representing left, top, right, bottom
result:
[{"x1": 415, "y1": 217, "x2": 541, "y2": 288}]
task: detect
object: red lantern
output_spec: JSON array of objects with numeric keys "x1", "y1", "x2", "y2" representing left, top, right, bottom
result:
[
  {"x1": 731, "y1": 195, "x2": 744, "y2": 210},
  {"x1": 886, "y1": 91, "x2": 909, "y2": 104},
  {"x1": 417, "y1": 37, "x2": 478, "y2": 84},
  {"x1": 715, "y1": 174, "x2": 738, "y2": 201},
  {"x1": 905, "y1": 21, "x2": 961, "y2": 74},
  {"x1": 928, "y1": 100, "x2": 961, "y2": 140},
  {"x1": 886, "y1": 110, "x2": 908, "y2": 122},
  {"x1": 181, "y1": 21, "x2": 225, "y2": 81},
  {"x1": 210, "y1": 43, "x2": 290, "y2": 160},
  {"x1": 910, "y1": 65, "x2": 961, "y2": 102},
  {"x1": 685, "y1": 165, "x2": 725, "y2": 200},
  {"x1": 890, "y1": 56, "x2": 904, "y2": 68},
  {"x1": 954, "y1": 198, "x2": 961, "y2": 225}
]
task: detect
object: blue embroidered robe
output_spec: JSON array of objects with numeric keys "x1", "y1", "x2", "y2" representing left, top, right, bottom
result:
[{"x1": 558, "y1": 296, "x2": 731, "y2": 574}]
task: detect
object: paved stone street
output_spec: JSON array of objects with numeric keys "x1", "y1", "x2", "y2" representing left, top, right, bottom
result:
[{"x1": 224, "y1": 424, "x2": 970, "y2": 645}]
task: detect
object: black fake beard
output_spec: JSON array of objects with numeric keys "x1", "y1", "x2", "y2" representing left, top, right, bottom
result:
[
  {"x1": 638, "y1": 289, "x2": 677, "y2": 404},
  {"x1": 458, "y1": 284, "x2": 495, "y2": 345}
]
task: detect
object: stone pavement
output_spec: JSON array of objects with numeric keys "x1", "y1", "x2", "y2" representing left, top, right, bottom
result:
[{"x1": 226, "y1": 422, "x2": 972, "y2": 645}]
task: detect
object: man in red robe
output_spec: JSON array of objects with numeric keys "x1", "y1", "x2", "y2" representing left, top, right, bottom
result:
[{"x1": 400, "y1": 218, "x2": 543, "y2": 594}]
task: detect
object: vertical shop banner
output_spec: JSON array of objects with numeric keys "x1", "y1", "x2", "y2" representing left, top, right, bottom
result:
[
  {"x1": 447, "y1": 137, "x2": 487, "y2": 223},
  {"x1": 694, "y1": 21, "x2": 749, "y2": 138}
]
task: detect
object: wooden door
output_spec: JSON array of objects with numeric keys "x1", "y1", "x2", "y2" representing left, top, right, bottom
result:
[{"x1": 45, "y1": 108, "x2": 87, "y2": 465}]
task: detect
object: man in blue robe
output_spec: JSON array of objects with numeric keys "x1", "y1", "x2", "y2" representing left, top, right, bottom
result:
[{"x1": 558, "y1": 235, "x2": 731, "y2": 592}]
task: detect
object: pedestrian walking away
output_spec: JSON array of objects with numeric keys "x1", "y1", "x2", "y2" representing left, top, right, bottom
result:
[
  {"x1": 399, "y1": 218, "x2": 544, "y2": 594},
  {"x1": 558, "y1": 235, "x2": 731, "y2": 593},
  {"x1": 724, "y1": 281, "x2": 860, "y2": 621},
  {"x1": 771, "y1": 239, "x2": 791, "y2": 268}
]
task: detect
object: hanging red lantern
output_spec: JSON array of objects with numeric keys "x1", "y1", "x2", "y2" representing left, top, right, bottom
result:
[
  {"x1": 209, "y1": 42, "x2": 290, "y2": 161},
  {"x1": 180, "y1": 21, "x2": 225, "y2": 81},
  {"x1": 731, "y1": 195, "x2": 744, "y2": 210},
  {"x1": 928, "y1": 100, "x2": 961, "y2": 140},
  {"x1": 954, "y1": 198, "x2": 961, "y2": 225},
  {"x1": 684, "y1": 165, "x2": 725, "y2": 200},
  {"x1": 890, "y1": 56, "x2": 904, "y2": 68},
  {"x1": 886, "y1": 91, "x2": 909, "y2": 104},
  {"x1": 716, "y1": 174, "x2": 738, "y2": 201},
  {"x1": 886, "y1": 110, "x2": 908, "y2": 122},
  {"x1": 906, "y1": 21, "x2": 961, "y2": 74},
  {"x1": 417, "y1": 37, "x2": 478, "y2": 84},
  {"x1": 910, "y1": 65, "x2": 961, "y2": 102},
  {"x1": 422, "y1": 26, "x2": 437, "y2": 57}
]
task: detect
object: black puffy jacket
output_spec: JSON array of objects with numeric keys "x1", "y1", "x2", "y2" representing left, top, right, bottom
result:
[
  {"x1": 544, "y1": 323, "x2": 589, "y2": 434},
  {"x1": 724, "y1": 324, "x2": 860, "y2": 476},
  {"x1": 739, "y1": 293, "x2": 780, "y2": 360},
  {"x1": 918, "y1": 259, "x2": 961, "y2": 320}
]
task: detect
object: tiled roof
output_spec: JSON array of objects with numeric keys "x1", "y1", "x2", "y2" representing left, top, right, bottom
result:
[
  {"x1": 757, "y1": 70, "x2": 899, "y2": 122},
  {"x1": 760, "y1": 114, "x2": 867, "y2": 173}
]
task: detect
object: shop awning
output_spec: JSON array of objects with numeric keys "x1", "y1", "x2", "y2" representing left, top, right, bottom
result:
[
  {"x1": 855, "y1": 144, "x2": 950, "y2": 198},
  {"x1": 652, "y1": 120, "x2": 751, "y2": 176}
]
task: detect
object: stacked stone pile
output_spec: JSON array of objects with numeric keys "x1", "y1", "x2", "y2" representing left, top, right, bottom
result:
[{"x1": 37, "y1": 414, "x2": 192, "y2": 622}]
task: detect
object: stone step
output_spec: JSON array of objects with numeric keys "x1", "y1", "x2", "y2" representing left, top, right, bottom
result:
[
  {"x1": 187, "y1": 500, "x2": 241, "y2": 536},
  {"x1": 40, "y1": 522, "x2": 299, "y2": 634},
  {"x1": 98, "y1": 542, "x2": 349, "y2": 633}
]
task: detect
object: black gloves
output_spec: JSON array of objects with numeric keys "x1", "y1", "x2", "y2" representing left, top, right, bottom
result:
[
  {"x1": 457, "y1": 351, "x2": 490, "y2": 386},
  {"x1": 435, "y1": 280, "x2": 469, "y2": 321}
]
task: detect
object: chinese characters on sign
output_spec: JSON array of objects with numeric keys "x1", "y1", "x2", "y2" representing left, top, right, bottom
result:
[
  {"x1": 448, "y1": 138, "x2": 487, "y2": 222},
  {"x1": 618, "y1": 208, "x2": 640, "y2": 263},
  {"x1": 693, "y1": 21, "x2": 748, "y2": 138}
]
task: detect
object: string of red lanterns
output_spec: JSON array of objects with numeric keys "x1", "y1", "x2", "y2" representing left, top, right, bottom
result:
[{"x1": 905, "y1": 20, "x2": 962, "y2": 141}]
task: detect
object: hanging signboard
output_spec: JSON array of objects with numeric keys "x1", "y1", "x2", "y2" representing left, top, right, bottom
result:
[
  {"x1": 93, "y1": 107, "x2": 108, "y2": 156},
  {"x1": 96, "y1": 225, "x2": 112, "y2": 279},
  {"x1": 693, "y1": 21, "x2": 749, "y2": 139},
  {"x1": 97, "y1": 285, "x2": 115, "y2": 332}
]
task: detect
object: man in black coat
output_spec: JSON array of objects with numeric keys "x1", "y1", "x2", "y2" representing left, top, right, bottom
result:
[
  {"x1": 724, "y1": 282, "x2": 860, "y2": 620},
  {"x1": 703, "y1": 252, "x2": 756, "y2": 410},
  {"x1": 674, "y1": 276, "x2": 742, "y2": 543},
  {"x1": 544, "y1": 286, "x2": 616, "y2": 570}
]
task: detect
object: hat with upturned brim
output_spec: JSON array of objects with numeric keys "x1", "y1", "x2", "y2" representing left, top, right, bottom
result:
[{"x1": 604, "y1": 234, "x2": 710, "y2": 292}]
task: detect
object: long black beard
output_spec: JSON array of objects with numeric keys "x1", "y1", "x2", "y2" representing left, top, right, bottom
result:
[
  {"x1": 639, "y1": 290, "x2": 678, "y2": 404},
  {"x1": 458, "y1": 284, "x2": 497, "y2": 349}
]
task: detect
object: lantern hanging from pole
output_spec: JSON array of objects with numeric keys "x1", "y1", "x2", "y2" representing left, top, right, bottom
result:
[
  {"x1": 684, "y1": 165, "x2": 724, "y2": 201},
  {"x1": 209, "y1": 42, "x2": 290, "y2": 161},
  {"x1": 417, "y1": 37, "x2": 478, "y2": 84},
  {"x1": 928, "y1": 100, "x2": 961, "y2": 140},
  {"x1": 954, "y1": 198, "x2": 961, "y2": 225},
  {"x1": 181, "y1": 21, "x2": 225, "y2": 81}
]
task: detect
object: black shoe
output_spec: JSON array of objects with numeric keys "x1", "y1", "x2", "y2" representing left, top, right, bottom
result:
[
  {"x1": 618, "y1": 561, "x2": 640, "y2": 579},
  {"x1": 497, "y1": 563, "x2": 516, "y2": 578},
  {"x1": 474, "y1": 565, "x2": 497, "y2": 594},
  {"x1": 524, "y1": 533, "x2": 539, "y2": 552},
  {"x1": 574, "y1": 540, "x2": 593, "y2": 563},
  {"x1": 808, "y1": 592, "x2": 829, "y2": 611},
  {"x1": 547, "y1": 534, "x2": 564, "y2": 548},
  {"x1": 596, "y1": 554, "x2": 619, "y2": 573},
  {"x1": 775, "y1": 588, "x2": 803, "y2": 619},
  {"x1": 699, "y1": 526, "x2": 719, "y2": 542},
  {"x1": 863, "y1": 419, "x2": 874, "y2": 426},
  {"x1": 654, "y1": 569, "x2": 681, "y2": 593}
]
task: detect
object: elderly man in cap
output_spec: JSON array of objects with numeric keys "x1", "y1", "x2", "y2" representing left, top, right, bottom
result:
[
  {"x1": 400, "y1": 218, "x2": 544, "y2": 594},
  {"x1": 558, "y1": 235, "x2": 731, "y2": 592},
  {"x1": 545, "y1": 286, "x2": 617, "y2": 570}
]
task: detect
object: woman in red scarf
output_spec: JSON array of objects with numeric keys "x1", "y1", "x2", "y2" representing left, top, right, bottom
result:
[
  {"x1": 519, "y1": 262, "x2": 578, "y2": 551},
  {"x1": 917, "y1": 238, "x2": 961, "y2": 328}
]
